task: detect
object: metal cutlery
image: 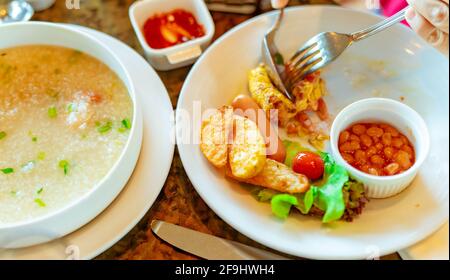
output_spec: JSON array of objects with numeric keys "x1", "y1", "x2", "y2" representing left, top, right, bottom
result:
[
  {"x1": 151, "y1": 220, "x2": 290, "y2": 260},
  {"x1": 286, "y1": 7, "x2": 408, "y2": 88},
  {"x1": 262, "y1": 2, "x2": 293, "y2": 101},
  {"x1": 263, "y1": 6, "x2": 407, "y2": 101}
]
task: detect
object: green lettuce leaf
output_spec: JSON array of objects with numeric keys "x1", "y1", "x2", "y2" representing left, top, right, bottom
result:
[
  {"x1": 314, "y1": 163, "x2": 349, "y2": 223},
  {"x1": 295, "y1": 187, "x2": 317, "y2": 214},
  {"x1": 255, "y1": 189, "x2": 279, "y2": 202},
  {"x1": 271, "y1": 194, "x2": 298, "y2": 219},
  {"x1": 271, "y1": 143, "x2": 350, "y2": 223}
]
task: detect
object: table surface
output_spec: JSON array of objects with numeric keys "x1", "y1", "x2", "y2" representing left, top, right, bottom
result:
[{"x1": 32, "y1": 0, "x2": 400, "y2": 260}]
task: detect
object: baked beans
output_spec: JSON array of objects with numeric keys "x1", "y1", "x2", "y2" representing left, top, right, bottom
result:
[{"x1": 338, "y1": 123, "x2": 415, "y2": 176}]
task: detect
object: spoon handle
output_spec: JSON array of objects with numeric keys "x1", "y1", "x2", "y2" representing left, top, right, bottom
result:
[{"x1": 351, "y1": 7, "x2": 408, "y2": 42}]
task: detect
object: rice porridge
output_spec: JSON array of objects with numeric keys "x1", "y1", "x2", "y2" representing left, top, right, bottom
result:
[{"x1": 0, "y1": 45, "x2": 133, "y2": 225}]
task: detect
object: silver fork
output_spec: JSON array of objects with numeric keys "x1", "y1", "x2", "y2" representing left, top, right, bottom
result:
[
  {"x1": 285, "y1": 7, "x2": 408, "y2": 91},
  {"x1": 262, "y1": 7, "x2": 294, "y2": 100}
]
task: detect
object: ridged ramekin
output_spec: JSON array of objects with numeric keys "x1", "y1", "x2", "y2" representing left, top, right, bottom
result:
[{"x1": 330, "y1": 98, "x2": 430, "y2": 199}]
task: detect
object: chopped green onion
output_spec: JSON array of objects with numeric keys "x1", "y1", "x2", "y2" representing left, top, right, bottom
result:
[
  {"x1": 122, "y1": 118, "x2": 131, "y2": 129},
  {"x1": 37, "y1": 187, "x2": 44, "y2": 195},
  {"x1": 34, "y1": 198, "x2": 46, "y2": 207},
  {"x1": 48, "y1": 106, "x2": 58, "y2": 118},
  {"x1": 0, "y1": 131, "x2": 6, "y2": 140},
  {"x1": 10, "y1": 190, "x2": 17, "y2": 196},
  {"x1": 37, "y1": 152, "x2": 46, "y2": 161},
  {"x1": 67, "y1": 103, "x2": 75, "y2": 113},
  {"x1": 118, "y1": 118, "x2": 131, "y2": 133},
  {"x1": 59, "y1": 160, "x2": 70, "y2": 175},
  {"x1": 97, "y1": 121, "x2": 112, "y2": 134},
  {"x1": 28, "y1": 131, "x2": 37, "y2": 142},
  {"x1": 1, "y1": 168, "x2": 14, "y2": 174}
]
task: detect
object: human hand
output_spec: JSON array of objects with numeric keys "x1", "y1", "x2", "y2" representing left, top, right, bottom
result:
[
  {"x1": 405, "y1": 0, "x2": 449, "y2": 56},
  {"x1": 271, "y1": 0, "x2": 289, "y2": 9}
]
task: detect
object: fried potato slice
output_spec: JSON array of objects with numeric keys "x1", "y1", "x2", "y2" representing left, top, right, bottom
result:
[
  {"x1": 226, "y1": 159, "x2": 310, "y2": 194},
  {"x1": 200, "y1": 106, "x2": 233, "y2": 168},
  {"x1": 229, "y1": 116, "x2": 266, "y2": 179}
]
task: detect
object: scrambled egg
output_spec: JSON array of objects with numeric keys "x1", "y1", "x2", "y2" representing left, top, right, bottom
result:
[
  {"x1": 248, "y1": 64, "x2": 327, "y2": 126},
  {"x1": 248, "y1": 64, "x2": 329, "y2": 151}
]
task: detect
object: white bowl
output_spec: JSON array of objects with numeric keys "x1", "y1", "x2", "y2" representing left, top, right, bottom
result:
[
  {"x1": 330, "y1": 98, "x2": 430, "y2": 198},
  {"x1": 0, "y1": 22, "x2": 143, "y2": 249},
  {"x1": 177, "y1": 6, "x2": 449, "y2": 259},
  {"x1": 129, "y1": 0, "x2": 215, "y2": 71}
]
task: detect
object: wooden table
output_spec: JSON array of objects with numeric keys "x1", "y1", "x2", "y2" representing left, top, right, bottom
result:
[{"x1": 33, "y1": 0, "x2": 400, "y2": 260}]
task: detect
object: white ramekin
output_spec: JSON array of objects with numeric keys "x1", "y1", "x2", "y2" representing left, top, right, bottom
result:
[
  {"x1": 129, "y1": 0, "x2": 215, "y2": 71},
  {"x1": 0, "y1": 22, "x2": 143, "y2": 248},
  {"x1": 330, "y1": 98, "x2": 430, "y2": 199}
]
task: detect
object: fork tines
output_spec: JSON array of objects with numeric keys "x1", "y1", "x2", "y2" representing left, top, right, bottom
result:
[{"x1": 286, "y1": 37, "x2": 324, "y2": 89}]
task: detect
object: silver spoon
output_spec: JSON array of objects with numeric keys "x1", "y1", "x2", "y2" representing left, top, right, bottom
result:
[{"x1": 0, "y1": 0, "x2": 34, "y2": 24}]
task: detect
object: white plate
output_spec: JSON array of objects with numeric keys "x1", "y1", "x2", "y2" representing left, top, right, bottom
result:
[
  {"x1": 399, "y1": 222, "x2": 449, "y2": 260},
  {"x1": 177, "y1": 6, "x2": 449, "y2": 260},
  {"x1": 0, "y1": 25, "x2": 174, "y2": 260}
]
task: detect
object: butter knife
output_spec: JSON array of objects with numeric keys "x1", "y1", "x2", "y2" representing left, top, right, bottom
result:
[{"x1": 151, "y1": 220, "x2": 290, "y2": 260}]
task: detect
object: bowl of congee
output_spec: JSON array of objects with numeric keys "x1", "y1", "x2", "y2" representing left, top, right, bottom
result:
[{"x1": 0, "y1": 22, "x2": 143, "y2": 248}]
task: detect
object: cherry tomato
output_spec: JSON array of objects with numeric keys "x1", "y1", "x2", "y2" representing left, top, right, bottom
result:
[{"x1": 292, "y1": 152, "x2": 324, "y2": 180}]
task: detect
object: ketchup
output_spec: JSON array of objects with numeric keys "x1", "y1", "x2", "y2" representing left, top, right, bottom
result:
[{"x1": 143, "y1": 9, "x2": 205, "y2": 49}]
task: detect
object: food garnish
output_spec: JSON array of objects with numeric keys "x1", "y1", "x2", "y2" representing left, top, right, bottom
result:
[
  {"x1": 58, "y1": 160, "x2": 70, "y2": 175},
  {"x1": 97, "y1": 121, "x2": 112, "y2": 134},
  {"x1": 1, "y1": 168, "x2": 14, "y2": 174},
  {"x1": 48, "y1": 106, "x2": 58, "y2": 118},
  {"x1": 118, "y1": 118, "x2": 132, "y2": 132},
  {"x1": 34, "y1": 198, "x2": 46, "y2": 207},
  {"x1": 37, "y1": 152, "x2": 46, "y2": 161},
  {"x1": 0, "y1": 131, "x2": 6, "y2": 140}
]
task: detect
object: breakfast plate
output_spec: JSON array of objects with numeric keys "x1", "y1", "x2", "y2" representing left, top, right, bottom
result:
[
  {"x1": 176, "y1": 6, "x2": 449, "y2": 259},
  {"x1": 0, "y1": 25, "x2": 174, "y2": 259},
  {"x1": 399, "y1": 222, "x2": 449, "y2": 260}
]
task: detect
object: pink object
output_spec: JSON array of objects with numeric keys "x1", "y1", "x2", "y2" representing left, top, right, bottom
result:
[{"x1": 380, "y1": 0, "x2": 410, "y2": 26}]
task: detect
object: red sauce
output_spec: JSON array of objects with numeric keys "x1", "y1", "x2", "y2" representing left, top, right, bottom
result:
[{"x1": 143, "y1": 9, "x2": 205, "y2": 49}]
